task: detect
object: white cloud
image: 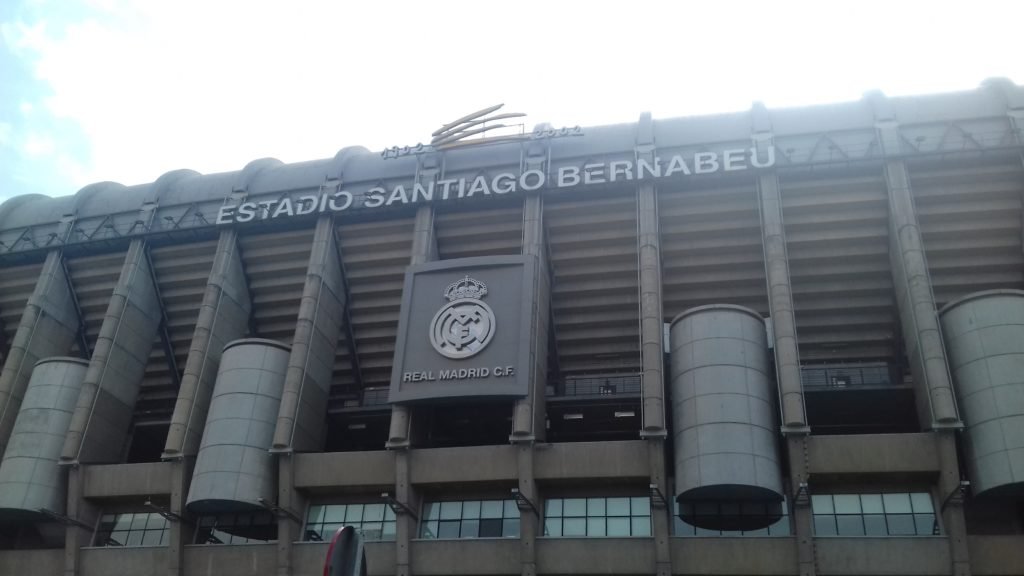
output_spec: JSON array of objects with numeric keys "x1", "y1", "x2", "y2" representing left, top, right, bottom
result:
[
  {"x1": 22, "y1": 131, "x2": 55, "y2": 156},
  {"x1": 5, "y1": 0, "x2": 1024, "y2": 194}
]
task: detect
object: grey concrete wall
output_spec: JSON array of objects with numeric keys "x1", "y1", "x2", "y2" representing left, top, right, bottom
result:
[
  {"x1": 670, "y1": 304, "x2": 782, "y2": 502},
  {"x1": 273, "y1": 215, "x2": 346, "y2": 452},
  {"x1": 81, "y1": 461, "x2": 172, "y2": 498},
  {"x1": 163, "y1": 229, "x2": 251, "y2": 458},
  {"x1": 61, "y1": 239, "x2": 163, "y2": 464},
  {"x1": 814, "y1": 537, "x2": 950, "y2": 575},
  {"x1": 0, "y1": 549, "x2": 62, "y2": 576},
  {"x1": 412, "y1": 539, "x2": 520, "y2": 575},
  {"x1": 537, "y1": 538, "x2": 653, "y2": 575},
  {"x1": 410, "y1": 444, "x2": 517, "y2": 484},
  {"x1": 534, "y1": 440, "x2": 649, "y2": 480},
  {"x1": 0, "y1": 251, "x2": 80, "y2": 457},
  {"x1": 968, "y1": 535, "x2": 1024, "y2": 576},
  {"x1": 182, "y1": 544, "x2": 277, "y2": 576},
  {"x1": 669, "y1": 538, "x2": 797, "y2": 575},
  {"x1": 292, "y1": 542, "x2": 396, "y2": 576},
  {"x1": 941, "y1": 290, "x2": 1024, "y2": 496},
  {"x1": 187, "y1": 338, "x2": 289, "y2": 513},
  {"x1": 79, "y1": 546, "x2": 164, "y2": 576},
  {"x1": 0, "y1": 357, "x2": 86, "y2": 518},
  {"x1": 806, "y1": 433, "x2": 940, "y2": 476},
  {"x1": 293, "y1": 450, "x2": 394, "y2": 489}
]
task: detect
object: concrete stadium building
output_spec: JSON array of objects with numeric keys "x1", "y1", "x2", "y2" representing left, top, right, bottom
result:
[{"x1": 0, "y1": 80, "x2": 1024, "y2": 576}]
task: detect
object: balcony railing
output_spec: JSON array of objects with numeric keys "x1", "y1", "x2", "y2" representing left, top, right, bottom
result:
[
  {"x1": 801, "y1": 364, "x2": 896, "y2": 390},
  {"x1": 547, "y1": 374, "x2": 642, "y2": 397}
]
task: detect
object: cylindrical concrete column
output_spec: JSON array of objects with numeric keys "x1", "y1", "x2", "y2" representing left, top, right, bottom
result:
[
  {"x1": 670, "y1": 304, "x2": 783, "y2": 529},
  {"x1": 187, "y1": 338, "x2": 290, "y2": 514},
  {"x1": 0, "y1": 357, "x2": 88, "y2": 520},
  {"x1": 940, "y1": 290, "x2": 1024, "y2": 497}
]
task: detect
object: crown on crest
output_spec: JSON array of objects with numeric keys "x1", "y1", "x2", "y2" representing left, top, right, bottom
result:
[{"x1": 444, "y1": 276, "x2": 488, "y2": 301}]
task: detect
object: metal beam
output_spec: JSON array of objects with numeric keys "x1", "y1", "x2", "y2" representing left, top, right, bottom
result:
[
  {"x1": 232, "y1": 237, "x2": 260, "y2": 337},
  {"x1": 59, "y1": 252, "x2": 91, "y2": 357},
  {"x1": 144, "y1": 244, "x2": 181, "y2": 389}
]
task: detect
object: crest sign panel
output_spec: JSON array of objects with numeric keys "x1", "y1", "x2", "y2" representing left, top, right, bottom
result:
[{"x1": 389, "y1": 256, "x2": 537, "y2": 403}]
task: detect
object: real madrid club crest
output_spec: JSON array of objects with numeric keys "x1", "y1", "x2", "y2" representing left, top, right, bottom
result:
[{"x1": 429, "y1": 276, "x2": 496, "y2": 359}]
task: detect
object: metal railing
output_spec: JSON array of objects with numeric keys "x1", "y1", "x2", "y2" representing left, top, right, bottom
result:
[
  {"x1": 801, "y1": 364, "x2": 896, "y2": 390},
  {"x1": 548, "y1": 374, "x2": 642, "y2": 397}
]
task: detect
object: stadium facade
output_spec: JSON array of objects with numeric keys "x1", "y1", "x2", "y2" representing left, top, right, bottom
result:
[{"x1": 0, "y1": 80, "x2": 1023, "y2": 576}]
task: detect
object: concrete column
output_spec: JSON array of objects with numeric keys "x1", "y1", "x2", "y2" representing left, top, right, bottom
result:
[
  {"x1": 276, "y1": 454, "x2": 306, "y2": 576},
  {"x1": 867, "y1": 97, "x2": 959, "y2": 427},
  {"x1": 61, "y1": 239, "x2": 163, "y2": 465},
  {"x1": 635, "y1": 112, "x2": 671, "y2": 576},
  {"x1": 756, "y1": 168, "x2": 807, "y2": 429},
  {"x1": 62, "y1": 466, "x2": 99, "y2": 576},
  {"x1": 787, "y1": 436, "x2": 816, "y2": 576},
  {"x1": 163, "y1": 229, "x2": 251, "y2": 459},
  {"x1": 938, "y1": 431, "x2": 971, "y2": 576},
  {"x1": 635, "y1": 112, "x2": 666, "y2": 437},
  {"x1": 389, "y1": 203, "x2": 436, "y2": 576},
  {"x1": 512, "y1": 193, "x2": 549, "y2": 441},
  {"x1": 166, "y1": 458, "x2": 192, "y2": 576},
  {"x1": 387, "y1": 205, "x2": 436, "y2": 449},
  {"x1": 272, "y1": 215, "x2": 346, "y2": 453},
  {"x1": 868, "y1": 91, "x2": 969, "y2": 576},
  {"x1": 0, "y1": 250, "x2": 80, "y2": 456}
]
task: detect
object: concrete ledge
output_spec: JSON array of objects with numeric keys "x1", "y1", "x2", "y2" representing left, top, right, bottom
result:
[
  {"x1": 968, "y1": 535, "x2": 1024, "y2": 575},
  {"x1": 535, "y1": 440, "x2": 649, "y2": 481},
  {"x1": 411, "y1": 445, "x2": 517, "y2": 485},
  {"x1": 412, "y1": 538, "x2": 519, "y2": 575},
  {"x1": 80, "y1": 546, "x2": 165, "y2": 576},
  {"x1": 538, "y1": 537, "x2": 654, "y2": 574},
  {"x1": 82, "y1": 462, "x2": 173, "y2": 498},
  {"x1": 293, "y1": 541, "x2": 395, "y2": 576},
  {"x1": 0, "y1": 549, "x2": 62, "y2": 576},
  {"x1": 183, "y1": 543, "x2": 276, "y2": 576},
  {"x1": 807, "y1": 434, "x2": 940, "y2": 476},
  {"x1": 815, "y1": 537, "x2": 949, "y2": 575},
  {"x1": 294, "y1": 451, "x2": 394, "y2": 489},
  {"x1": 670, "y1": 538, "x2": 797, "y2": 575}
]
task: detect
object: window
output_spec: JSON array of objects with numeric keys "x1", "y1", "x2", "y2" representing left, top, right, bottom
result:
[
  {"x1": 95, "y1": 512, "x2": 169, "y2": 547},
  {"x1": 812, "y1": 492, "x2": 938, "y2": 536},
  {"x1": 194, "y1": 511, "x2": 277, "y2": 544},
  {"x1": 543, "y1": 497, "x2": 651, "y2": 537},
  {"x1": 305, "y1": 503, "x2": 396, "y2": 542},
  {"x1": 673, "y1": 499, "x2": 790, "y2": 536},
  {"x1": 420, "y1": 500, "x2": 519, "y2": 539}
]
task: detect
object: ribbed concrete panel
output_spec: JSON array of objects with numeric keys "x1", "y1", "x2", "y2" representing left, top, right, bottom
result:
[
  {"x1": 0, "y1": 252, "x2": 79, "y2": 457},
  {"x1": 782, "y1": 173, "x2": 896, "y2": 361},
  {"x1": 61, "y1": 240, "x2": 163, "y2": 464},
  {"x1": 0, "y1": 357, "x2": 87, "y2": 520},
  {"x1": 546, "y1": 193, "x2": 639, "y2": 374},
  {"x1": 0, "y1": 262, "x2": 43, "y2": 361},
  {"x1": 187, "y1": 338, "x2": 289, "y2": 513},
  {"x1": 941, "y1": 290, "x2": 1024, "y2": 497},
  {"x1": 335, "y1": 217, "x2": 413, "y2": 392},
  {"x1": 134, "y1": 239, "x2": 218, "y2": 425},
  {"x1": 273, "y1": 216, "x2": 346, "y2": 452},
  {"x1": 660, "y1": 184, "x2": 768, "y2": 319},
  {"x1": 670, "y1": 305, "x2": 783, "y2": 520},
  {"x1": 912, "y1": 160, "x2": 1024, "y2": 306},
  {"x1": 238, "y1": 228, "x2": 314, "y2": 344},
  {"x1": 164, "y1": 231, "x2": 251, "y2": 458},
  {"x1": 435, "y1": 204, "x2": 523, "y2": 259}
]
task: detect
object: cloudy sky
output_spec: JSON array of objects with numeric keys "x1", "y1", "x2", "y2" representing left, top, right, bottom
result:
[{"x1": 1, "y1": 0, "x2": 1021, "y2": 204}]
